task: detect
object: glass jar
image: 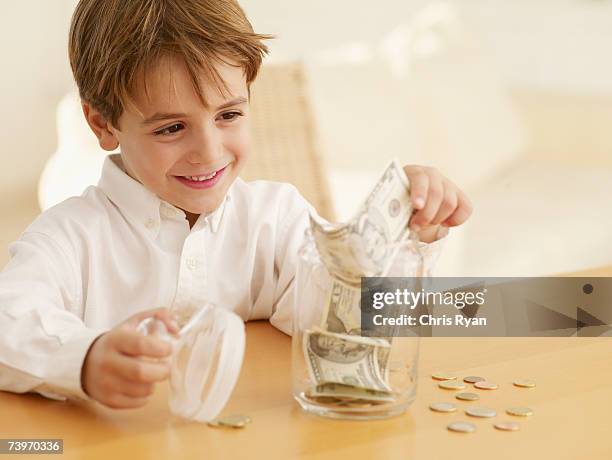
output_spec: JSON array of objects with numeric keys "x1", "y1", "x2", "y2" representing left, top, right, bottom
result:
[{"x1": 291, "y1": 230, "x2": 423, "y2": 420}]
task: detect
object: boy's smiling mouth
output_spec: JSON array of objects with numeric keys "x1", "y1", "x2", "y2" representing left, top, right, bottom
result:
[{"x1": 173, "y1": 164, "x2": 229, "y2": 190}]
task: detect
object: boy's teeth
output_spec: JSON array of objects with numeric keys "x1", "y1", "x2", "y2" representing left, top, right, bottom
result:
[{"x1": 185, "y1": 171, "x2": 217, "y2": 181}]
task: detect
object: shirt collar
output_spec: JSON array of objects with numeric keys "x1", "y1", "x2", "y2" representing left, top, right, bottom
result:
[{"x1": 98, "y1": 153, "x2": 231, "y2": 235}]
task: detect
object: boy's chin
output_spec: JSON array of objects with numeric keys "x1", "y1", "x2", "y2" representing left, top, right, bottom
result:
[{"x1": 181, "y1": 196, "x2": 226, "y2": 215}]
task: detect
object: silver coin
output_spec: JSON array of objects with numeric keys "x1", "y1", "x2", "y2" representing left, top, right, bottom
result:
[
  {"x1": 466, "y1": 406, "x2": 497, "y2": 418},
  {"x1": 429, "y1": 402, "x2": 458, "y2": 413},
  {"x1": 494, "y1": 421, "x2": 521, "y2": 431},
  {"x1": 455, "y1": 392, "x2": 480, "y2": 401},
  {"x1": 463, "y1": 376, "x2": 485, "y2": 384},
  {"x1": 438, "y1": 380, "x2": 466, "y2": 391},
  {"x1": 447, "y1": 421, "x2": 476, "y2": 433},
  {"x1": 474, "y1": 381, "x2": 498, "y2": 390}
]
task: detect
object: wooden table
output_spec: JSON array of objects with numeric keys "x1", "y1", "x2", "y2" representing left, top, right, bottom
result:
[{"x1": 2, "y1": 268, "x2": 612, "y2": 459}]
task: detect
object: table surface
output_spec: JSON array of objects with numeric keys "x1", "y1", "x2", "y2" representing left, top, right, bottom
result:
[{"x1": 2, "y1": 266, "x2": 612, "y2": 460}]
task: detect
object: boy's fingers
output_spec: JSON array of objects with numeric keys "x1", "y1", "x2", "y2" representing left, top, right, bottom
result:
[
  {"x1": 404, "y1": 167, "x2": 429, "y2": 210},
  {"x1": 116, "y1": 380, "x2": 154, "y2": 398},
  {"x1": 443, "y1": 192, "x2": 473, "y2": 227},
  {"x1": 114, "y1": 330, "x2": 172, "y2": 358},
  {"x1": 104, "y1": 393, "x2": 150, "y2": 410},
  {"x1": 153, "y1": 309, "x2": 180, "y2": 335},
  {"x1": 431, "y1": 185, "x2": 458, "y2": 225},
  {"x1": 113, "y1": 354, "x2": 170, "y2": 383},
  {"x1": 124, "y1": 307, "x2": 172, "y2": 328},
  {"x1": 411, "y1": 174, "x2": 443, "y2": 230}
]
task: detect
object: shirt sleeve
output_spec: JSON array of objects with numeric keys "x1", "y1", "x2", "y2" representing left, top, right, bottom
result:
[
  {"x1": 268, "y1": 195, "x2": 312, "y2": 336},
  {"x1": 268, "y1": 200, "x2": 449, "y2": 336},
  {"x1": 0, "y1": 231, "x2": 105, "y2": 401}
]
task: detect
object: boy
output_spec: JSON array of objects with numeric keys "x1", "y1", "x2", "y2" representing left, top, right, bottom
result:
[{"x1": 0, "y1": 0, "x2": 472, "y2": 410}]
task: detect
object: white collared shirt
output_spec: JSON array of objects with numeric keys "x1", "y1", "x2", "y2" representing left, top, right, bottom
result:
[{"x1": 0, "y1": 154, "x2": 445, "y2": 401}]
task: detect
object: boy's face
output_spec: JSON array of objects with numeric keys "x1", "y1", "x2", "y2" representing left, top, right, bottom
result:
[{"x1": 86, "y1": 55, "x2": 250, "y2": 219}]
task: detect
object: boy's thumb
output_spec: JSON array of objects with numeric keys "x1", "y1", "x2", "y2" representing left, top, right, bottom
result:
[{"x1": 125, "y1": 307, "x2": 178, "y2": 333}]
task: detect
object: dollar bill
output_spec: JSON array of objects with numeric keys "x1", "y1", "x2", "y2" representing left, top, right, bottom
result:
[
  {"x1": 310, "y1": 159, "x2": 413, "y2": 286},
  {"x1": 303, "y1": 159, "x2": 418, "y2": 400},
  {"x1": 306, "y1": 382, "x2": 396, "y2": 403},
  {"x1": 321, "y1": 277, "x2": 362, "y2": 335},
  {"x1": 302, "y1": 327, "x2": 392, "y2": 392}
]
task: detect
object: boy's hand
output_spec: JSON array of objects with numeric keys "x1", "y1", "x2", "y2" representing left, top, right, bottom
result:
[
  {"x1": 403, "y1": 165, "x2": 473, "y2": 243},
  {"x1": 81, "y1": 308, "x2": 179, "y2": 409}
]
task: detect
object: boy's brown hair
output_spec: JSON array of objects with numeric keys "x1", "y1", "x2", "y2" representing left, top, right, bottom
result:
[{"x1": 68, "y1": 0, "x2": 273, "y2": 128}]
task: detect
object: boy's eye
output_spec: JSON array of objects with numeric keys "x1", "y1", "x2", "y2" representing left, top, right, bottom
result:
[
  {"x1": 154, "y1": 123, "x2": 184, "y2": 136},
  {"x1": 219, "y1": 111, "x2": 243, "y2": 122}
]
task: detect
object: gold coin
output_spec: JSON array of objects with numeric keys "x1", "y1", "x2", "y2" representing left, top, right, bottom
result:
[
  {"x1": 438, "y1": 380, "x2": 466, "y2": 391},
  {"x1": 494, "y1": 421, "x2": 521, "y2": 431},
  {"x1": 463, "y1": 376, "x2": 485, "y2": 384},
  {"x1": 513, "y1": 379, "x2": 536, "y2": 388},
  {"x1": 474, "y1": 381, "x2": 498, "y2": 390},
  {"x1": 208, "y1": 414, "x2": 252, "y2": 428},
  {"x1": 429, "y1": 402, "x2": 458, "y2": 413},
  {"x1": 465, "y1": 406, "x2": 497, "y2": 418},
  {"x1": 455, "y1": 392, "x2": 480, "y2": 401},
  {"x1": 447, "y1": 421, "x2": 476, "y2": 433},
  {"x1": 506, "y1": 407, "x2": 533, "y2": 417},
  {"x1": 432, "y1": 372, "x2": 457, "y2": 381}
]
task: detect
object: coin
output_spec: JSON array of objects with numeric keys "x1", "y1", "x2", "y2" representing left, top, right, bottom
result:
[
  {"x1": 466, "y1": 406, "x2": 497, "y2": 418},
  {"x1": 463, "y1": 376, "x2": 485, "y2": 384},
  {"x1": 208, "y1": 414, "x2": 252, "y2": 428},
  {"x1": 429, "y1": 402, "x2": 458, "y2": 413},
  {"x1": 513, "y1": 379, "x2": 536, "y2": 388},
  {"x1": 474, "y1": 381, "x2": 498, "y2": 390},
  {"x1": 494, "y1": 421, "x2": 521, "y2": 431},
  {"x1": 438, "y1": 380, "x2": 466, "y2": 391},
  {"x1": 506, "y1": 407, "x2": 533, "y2": 417},
  {"x1": 455, "y1": 392, "x2": 480, "y2": 401},
  {"x1": 447, "y1": 421, "x2": 476, "y2": 433},
  {"x1": 432, "y1": 372, "x2": 457, "y2": 381}
]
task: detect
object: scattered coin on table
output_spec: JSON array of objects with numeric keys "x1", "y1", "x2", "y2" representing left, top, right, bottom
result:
[
  {"x1": 447, "y1": 421, "x2": 477, "y2": 433},
  {"x1": 438, "y1": 380, "x2": 466, "y2": 391},
  {"x1": 455, "y1": 392, "x2": 480, "y2": 401},
  {"x1": 430, "y1": 402, "x2": 458, "y2": 413},
  {"x1": 207, "y1": 414, "x2": 252, "y2": 428},
  {"x1": 513, "y1": 379, "x2": 536, "y2": 388},
  {"x1": 494, "y1": 421, "x2": 521, "y2": 431},
  {"x1": 432, "y1": 372, "x2": 457, "y2": 381},
  {"x1": 465, "y1": 406, "x2": 497, "y2": 418},
  {"x1": 463, "y1": 376, "x2": 485, "y2": 384},
  {"x1": 506, "y1": 407, "x2": 533, "y2": 417},
  {"x1": 474, "y1": 381, "x2": 498, "y2": 390}
]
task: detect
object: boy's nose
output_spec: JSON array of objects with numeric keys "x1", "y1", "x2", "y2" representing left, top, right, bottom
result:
[{"x1": 186, "y1": 124, "x2": 223, "y2": 165}]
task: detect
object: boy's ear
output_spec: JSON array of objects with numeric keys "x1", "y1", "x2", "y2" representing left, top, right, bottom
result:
[{"x1": 81, "y1": 102, "x2": 120, "y2": 151}]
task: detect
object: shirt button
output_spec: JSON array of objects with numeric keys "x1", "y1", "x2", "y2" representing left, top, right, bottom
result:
[
  {"x1": 161, "y1": 206, "x2": 179, "y2": 219},
  {"x1": 145, "y1": 218, "x2": 157, "y2": 229},
  {"x1": 185, "y1": 258, "x2": 198, "y2": 270}
]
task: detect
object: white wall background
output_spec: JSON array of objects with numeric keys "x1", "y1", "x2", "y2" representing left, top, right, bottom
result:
[
  {"x1": 1, "y1": 0, "x2": 611, "y2": 199},
  {"x1": 241, "y1": 0, "x2": 612, "y2": 93},
  {"x1": 1, "y1": 0, "x2": 611, "y2": 275},
  {"x1": 0, "y1": 1, "x2": 76, "y2": 200}
]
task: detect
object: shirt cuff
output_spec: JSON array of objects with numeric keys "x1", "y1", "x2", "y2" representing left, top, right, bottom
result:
[
  {"x1": 45, "y1": 328, "x2": 107, "y2": 401},
  {"x1": 416, "y1": 225, "x2": 449, "y2": 276}
]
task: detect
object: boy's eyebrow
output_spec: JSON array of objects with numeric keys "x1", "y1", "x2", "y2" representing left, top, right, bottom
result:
[{"x1": 141, "y1": 97, "x2": 248, "y2": 125}]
